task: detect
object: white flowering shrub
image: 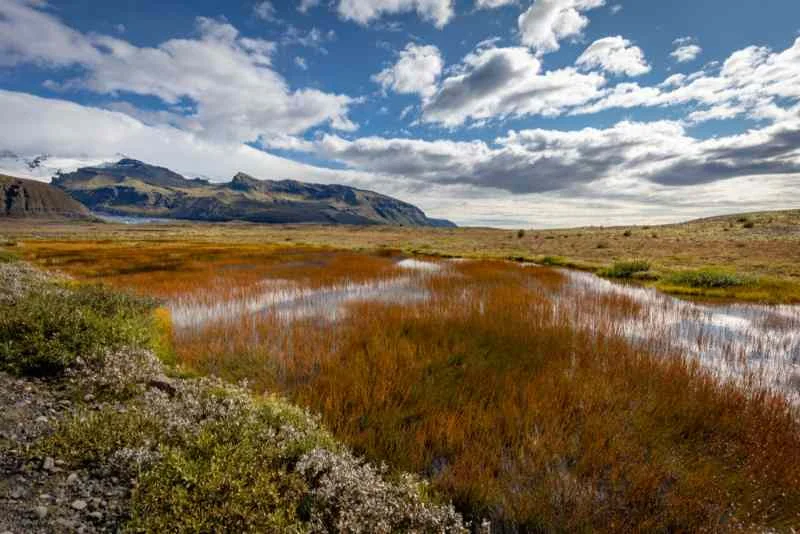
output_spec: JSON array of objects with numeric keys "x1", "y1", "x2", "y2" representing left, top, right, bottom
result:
[{"x1": 297, "y1": 448, "x2": 467, "y2": 533}]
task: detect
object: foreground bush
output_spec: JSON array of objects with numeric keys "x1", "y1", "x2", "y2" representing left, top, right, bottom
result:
[{"x1": 0, "y1": 283, "x2": 157, "y2": 376}]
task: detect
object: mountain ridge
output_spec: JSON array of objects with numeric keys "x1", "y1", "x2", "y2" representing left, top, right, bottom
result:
[{"x1": 53, "y1": 159, "x2": 456, "y2": 227}]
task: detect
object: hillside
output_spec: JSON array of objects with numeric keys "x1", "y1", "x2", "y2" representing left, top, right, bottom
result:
[
  {"x1": 53, "y1": 159, "x2": 455, "y2": 227},
  {"x1": 0, "y1": 174, "x2": 91, "y2": 219}
]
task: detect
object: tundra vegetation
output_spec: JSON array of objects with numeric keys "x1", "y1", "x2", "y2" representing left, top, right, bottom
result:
[
  {"x1": 0, "y1": 259, "x2": 465, "y2": 533},
  {"x1": 5, "y1": 228, "x2": 800, "y2": 532}
]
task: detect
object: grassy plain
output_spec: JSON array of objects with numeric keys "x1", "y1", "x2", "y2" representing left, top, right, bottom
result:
[
  {"x1": 3, "y1": 211, "x2": 800, "y2": 531},
  {"x1": 2, "y1": 208, "x2": 799, "y2": 302}
]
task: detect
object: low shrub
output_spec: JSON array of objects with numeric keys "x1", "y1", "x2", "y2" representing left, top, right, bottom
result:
[
  {"x1": 667, "y1": 269, "x2": 752, "y2": 289},
  {"x1": 0, "y1": 249, "x2": 19, "y2": 263},
  {"x1": 0, "y1": 283, "x2": 159, "y2": 376},
  {"x1": 599, "y1": 260, "x2": 651, "y2": 279},
  {"x1": 516, "y1": 229, "x2": 525, "y2": 239}
]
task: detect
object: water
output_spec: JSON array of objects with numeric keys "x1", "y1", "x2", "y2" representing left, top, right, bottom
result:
[
  {"x1": 166, "y1": 257, "x2": 800, "y2": 402},
  {"x1": 560, "y1": 270, "x2": 800, "y2": 402}
]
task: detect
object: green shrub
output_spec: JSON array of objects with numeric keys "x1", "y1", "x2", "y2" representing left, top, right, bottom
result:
[
  {"x1": 0, "y1": 249, "x2": 19, "y2": 263},
  {"x1": 517, "y1": 229, "x2": 525, "y2": 239},
  {"x1": 0, "y1": 284, "x2": 158, "y2": 376},
  {"x1": 40, "y1": 407, "x2": 166, "y2": 468},
  {"x1": 127, "y1": 405, "x2": 323, "y2": 534},
  {"x1": 667, "y1": 269, "x2": 752, "y2": 289},
  {"x1": 600, "y1": 260, "x2": 651, "y2": 279}
]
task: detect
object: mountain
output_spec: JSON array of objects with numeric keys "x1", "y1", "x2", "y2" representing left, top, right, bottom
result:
[
  {"x1": 53, "y1": 159, "x2": 456, "y2": 227},
  {"x1": 0, "y1": 174, "x2": 92, "y2": 219}
]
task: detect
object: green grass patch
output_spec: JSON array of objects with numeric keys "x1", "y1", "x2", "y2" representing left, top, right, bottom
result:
[
  {"x1": 666, "y1": 268, "x2": 753, "y2": 289},
  {"x1": 0, "y1": 282, "x2": 162, "y2": 376},
  {"x1": 599, "y1": 260, "x2": 651, "y2": 279},
  {"x1": 0, "y1": 249, "x2": 19, "y2": 263}
]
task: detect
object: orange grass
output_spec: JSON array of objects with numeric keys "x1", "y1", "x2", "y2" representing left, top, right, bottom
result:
[{"x1": 20, "y1": 242, "x2": 800, "y2": 531}]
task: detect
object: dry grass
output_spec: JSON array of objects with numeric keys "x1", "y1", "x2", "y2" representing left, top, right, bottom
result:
[
  {"x1": 17, "y1": 239, "x2": 800, "y2": 531},
  {"x1": 4, "y1": 208, "x2": 799, "y2": 302}
]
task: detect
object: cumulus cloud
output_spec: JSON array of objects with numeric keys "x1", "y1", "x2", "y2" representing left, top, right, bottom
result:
[
  {"x1": 576, "y1": 36, "x2": 650, "y2": 76},
  {"x1": 518, "y1": 0, "x2": 606, "y2": 55},
  {"x1": 372, "y1": 43, "x2": 444, "y2": 99},
  {"x1": 0, "y1": 0, "x2": 356, "y2": 143},
  {"x1": 671, "y1": 43, "x2": 702, "y2": 63},
  {"x1": 336, "y1": 0, "x2": 454, "y2": 28},
  {"x1": 422, "y1": 45, "x2": 606, "y2": 126},
  {"x1": 574, "y1": 38, "x2": 800, "y2": 122},
  {"x1": 475, "y1": 0, "x2": 517, "y2": 9},
  {"x1": 314, "y1": 117, "x2": 800, "y2": 193}
]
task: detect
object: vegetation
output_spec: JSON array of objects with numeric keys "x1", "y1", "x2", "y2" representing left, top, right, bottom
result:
[
  {"x1": 599, "y1": 259, "x2": 651, "y2": 279},
  {"x1": 666, "y1": 268, "x2": 752, "y2": 289},
  {"x1": 3, "y1": 262, "x2": 465, "y2": 532},
  {"x1": 6, "y1": 207, "x2": 799, "y2": 303},
  {"x1": 21, "y1": 243, "x2": 800, "y2": 531},
  {"x1": 0, "y1": 282, "x2": 159, "y2": 376}
]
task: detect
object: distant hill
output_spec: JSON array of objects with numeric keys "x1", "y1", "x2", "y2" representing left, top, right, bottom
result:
[
  {"x1": 53, "y1": 159, "x2": 456, "y2": 227},
  {"x1": 0, "y1": 174, "x2": 91, "y2": 219}
]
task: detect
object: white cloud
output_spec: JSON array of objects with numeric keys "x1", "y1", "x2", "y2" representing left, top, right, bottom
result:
[
  {"x1": 253, "y1": 1, "x2": 277, "y2": 21},
  {"x1": 475, "y1": 0, "x2": 517, "y2": 9},
  {"x1": 671, "y1": 44, "x2": 702, "y2": 63},
  {"x1": 422, "y1": 45, "x2": 606, "y2": 126},
  {"x1": 576, "y1": 36, "x2": 650, "y2": 77},
  {"x1": 298, "y1": 0, "x2": 321, "y2": 13},
  {"x1": 518, "y1": 0, "x2": 605, "y2": 55},
  {"x1": 0, "y1": 1, "x2": 357, "y2": 143},
  {"x1": 372, "y1": 43, "x2": 443, "y2": 99},
  {"x1": 281, "y1": 26, "x2": 336, "y2": 53},
  {"x1": 295, "y1": 56, "x2": 308, "y2": 70},
  {"x1": 314, "y1": 116, "x2": 800, "y2": 194},
  {"x1": 610, "y1": 4, "x2": 622, "y2": 14},
  {"x1": 576, "y1": 38, "x2": 800, "y2": 121},
  {"x1": 337, "y1": 0, "x2": 454, "y2": 28}
]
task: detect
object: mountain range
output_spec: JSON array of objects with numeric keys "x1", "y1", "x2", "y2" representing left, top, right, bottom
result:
[{"x1": 50, "y1": 159, "x2": 454, "y2": 227}]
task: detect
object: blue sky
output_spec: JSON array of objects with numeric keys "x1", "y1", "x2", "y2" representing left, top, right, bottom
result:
[{"x1": 0, "y1": 0, "x2": 799, "y2": 227}]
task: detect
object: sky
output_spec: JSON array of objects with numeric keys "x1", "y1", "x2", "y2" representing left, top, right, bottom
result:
[{"x1": 0, "y1": 0, "x2": 799, "y2": 228}]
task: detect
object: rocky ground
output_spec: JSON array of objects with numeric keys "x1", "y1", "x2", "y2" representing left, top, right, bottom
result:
[{"x1": 0, "y1": 372, "x2": 130, "y2": 533}]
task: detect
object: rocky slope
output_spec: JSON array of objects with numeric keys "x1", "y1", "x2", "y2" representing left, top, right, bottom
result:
[
  {"x1": 0, "y1": 175, "x2": 91, "y2": 219},
  {"x1": 53, "y1": 159, "x2": 455, "y2": 227}
]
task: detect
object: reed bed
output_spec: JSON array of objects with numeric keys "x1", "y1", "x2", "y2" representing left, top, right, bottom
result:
[{"x1": 20, "y1": 241, "x2": 800, "y2": 531}]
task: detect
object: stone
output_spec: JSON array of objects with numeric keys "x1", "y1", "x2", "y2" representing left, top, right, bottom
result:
[
  {"x1": 42, "y1": 457, "x2": 55, "y2": 471},
  {"x1": 88, "y1": 511, "x2": 103, "y2": 521},
  {"x1": 66, "y1": 472, "x2": 79, "y2": 485},
  {"x1": 35, "y1": 415, "x2": 48, "y2": 424},
  {"x1": 71, "y1": 499, "x2": 88, "y2": 511},
  {"x1": 10, "y1": 486, "x2": 25, "y2": 499},
  {"x1": 33, "y1": 505, "x2": 48, "y2": 519},
  {"x1": 83, "y1": 393, "x2": 95, "y2": 402}
]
